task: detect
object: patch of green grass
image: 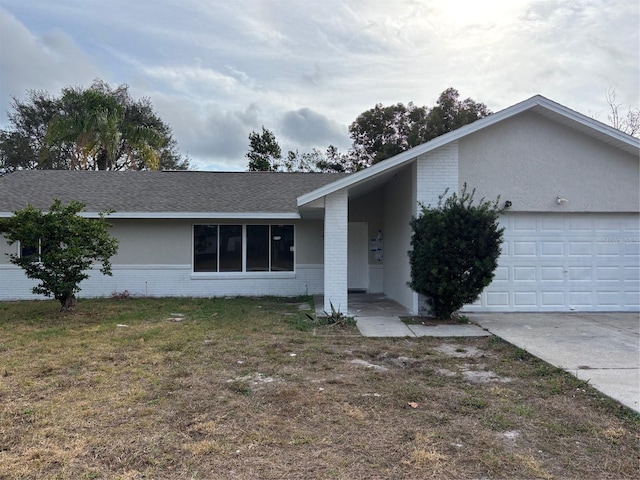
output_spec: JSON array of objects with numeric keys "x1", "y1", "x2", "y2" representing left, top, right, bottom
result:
[
  {"x1": 460, "y1": 396, "x2": 488, "y2": 409},
  {"x1": 511, "y1": 347, "x2": 530, "y2": 360},
  {"x1": 480, "y1": 412, "x2": 512, "y2": 431}
]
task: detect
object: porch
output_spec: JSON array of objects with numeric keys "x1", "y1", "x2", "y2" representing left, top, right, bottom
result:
[{"x1": 313, "y1": 292, "x2": 412, "y2": 318}]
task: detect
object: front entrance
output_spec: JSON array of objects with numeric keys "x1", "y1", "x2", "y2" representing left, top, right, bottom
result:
[{"x1": 348, "y1": 222, "x2": 369, "y2": 291}]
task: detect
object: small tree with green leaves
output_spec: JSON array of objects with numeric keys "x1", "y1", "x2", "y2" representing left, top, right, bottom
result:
[
  {"x1": 409, "y1": 185, "x2": 505, "y2": 319},
  {"x1": 0, "y1": 200, "x2": 119, "y2": 311}
]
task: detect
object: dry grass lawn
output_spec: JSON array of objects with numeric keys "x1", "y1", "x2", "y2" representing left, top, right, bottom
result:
[{"x1": 0, "y1": 297, "x2": 638, "y2": 479}]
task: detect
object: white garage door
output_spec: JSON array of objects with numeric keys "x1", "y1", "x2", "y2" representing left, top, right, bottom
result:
[{"x1": 466, "y1": 213, "x2": 640, "y2": 312}]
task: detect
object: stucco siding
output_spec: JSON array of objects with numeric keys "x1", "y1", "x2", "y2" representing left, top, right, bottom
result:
[
  {"x1": 458, "y1": 111, "x2": 640, "y2": 212},
  {"x1": 0, "y1": 236, "x2": 16, "y2": 264},
  {"x1": 296, "y1": 220, "x2": 323, "y2": 264},
  {"x1": 382, "y1": 165, "x2": 414, "y2": 309},
  {"x1": 108, "y1": 218, "x2": 324, "y2": 268},
  {"x1": 110, "y1": 219, "x2": 191, "y2": 265}
]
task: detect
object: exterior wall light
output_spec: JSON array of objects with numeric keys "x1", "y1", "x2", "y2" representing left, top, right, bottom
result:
[{"x1": 556, "y1": 196, "x2": 568, "y2": 205}]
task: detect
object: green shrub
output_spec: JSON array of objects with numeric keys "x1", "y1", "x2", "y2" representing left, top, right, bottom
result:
[{"x1": 408, "y1": 184, "x2": 505, "y2": 319}]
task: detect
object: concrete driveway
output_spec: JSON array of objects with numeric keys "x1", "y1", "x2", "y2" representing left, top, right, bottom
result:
[{"x1": 468, "y1": 313, "x2": 640, "y2": 413}]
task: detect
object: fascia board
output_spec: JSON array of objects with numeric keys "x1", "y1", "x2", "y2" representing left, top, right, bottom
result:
[
  {"x1": 534, "y1": 96, "x2": 640, "y2": 149},
  {"x1": 0, "y1": 211, "x2": 301, "y2": 219}
]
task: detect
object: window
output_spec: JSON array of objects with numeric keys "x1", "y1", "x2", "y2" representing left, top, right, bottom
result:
[
  {"x1": 219, "y1": 225, "x2": 242, "y2": 272},
  {"x1": 247, "y1": 225, "x2": 269, "y2": 271},
  {"x1": 271, "y1": 225, "x2": 294, "y2": 271},
  {"x1": 194, "y1": 225, "x2": 218, "y2": 272},
  {"x1": 20, "y1": 239, "x2": 50, "y2": 262},
  {"x1": 193, "y1": 224, "x2": 294, "y2": 273}
]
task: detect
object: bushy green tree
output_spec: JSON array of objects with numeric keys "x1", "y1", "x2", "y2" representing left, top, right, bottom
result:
[
  {"x1": 349, "y1": 88, "x2": 490, "y2": 168},
  {"x1": 0, "y1": 200, "x2": 119, "y2": 311},
  {"x1": 408, "y1": 185, "x2": 505, "y2": 319},
  {"x1": 246, "y1": 126, "x2": 282, "y2": 171},
  {"x1": 0, "y1": 79, "x2": 189, "y2": 173}
]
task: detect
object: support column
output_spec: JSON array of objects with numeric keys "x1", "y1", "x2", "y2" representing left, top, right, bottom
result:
[{"x1": 323, "y1": 190, "x2": 348, "y2": 314}]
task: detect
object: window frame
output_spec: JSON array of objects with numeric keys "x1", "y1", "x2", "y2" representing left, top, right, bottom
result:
[
  {"x1": 191, "y1": 223, "x2": 296, "y2": 277},
  {"x1": 19, "y1": 239, "x2": 46, "y2": 262}
]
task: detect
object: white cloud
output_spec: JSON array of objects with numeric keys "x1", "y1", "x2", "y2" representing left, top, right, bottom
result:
[
  {"x1": 0, "y1": 8, "x2": 101, "y2": 116},
  {"x1": 280, "y1": 108, "x2": 349, "y2": 148}
]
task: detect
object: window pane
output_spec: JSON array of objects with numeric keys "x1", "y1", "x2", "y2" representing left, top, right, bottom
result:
[
  {"x1": 271, "y1": 225, "x2": 294, "y2": 271},
  {"x1": 246, "y1": 225, "x2": 269, "y2": 271},
  {"x1": 194, "y1": 225, "x2": 217, "y2": 272},
  {"x1": 219, "y1": 225, "x2": 243, "y2": 272},
  {"x1": 20, "y1": 243, "x2": 38, "y2": 260}
]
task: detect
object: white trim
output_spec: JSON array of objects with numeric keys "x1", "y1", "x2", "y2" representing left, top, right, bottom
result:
[
  {"x1": 296, "y1": 95, "x2": 640, "y2": 207},
  {"x1": 296, "y1": 263, "x2": 323, "y2": 270},
  {"x1": 111, "y1": 264, "x2": 191, "y2": 270},
  {"x1": 191, "y1": 272, "x2": 296, "y2": 280},
  {"x1": 0, "y1": 212, "x2": 301, "y2": 219}
]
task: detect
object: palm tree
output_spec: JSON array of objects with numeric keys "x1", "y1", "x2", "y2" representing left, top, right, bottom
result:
[{"x1": 43, "y1": 80, "x2": 166, "y2": 171}]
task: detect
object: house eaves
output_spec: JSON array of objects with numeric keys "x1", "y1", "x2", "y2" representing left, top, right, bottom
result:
[
  {"x1": 297, "y1": 95, "x2": 640, "y2": 207},
  {"x1": 0, "y1": 211, "x2": 302, "y2": 219}
]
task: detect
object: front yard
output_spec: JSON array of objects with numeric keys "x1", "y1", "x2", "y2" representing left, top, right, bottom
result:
[{"x1": 0, "y1": 297, "x2": 638, "y2": 479}]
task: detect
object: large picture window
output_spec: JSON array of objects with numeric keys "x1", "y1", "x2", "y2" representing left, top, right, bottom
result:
[{"x1": 193, "y1": 224, "x2": 294, "y2": 273}]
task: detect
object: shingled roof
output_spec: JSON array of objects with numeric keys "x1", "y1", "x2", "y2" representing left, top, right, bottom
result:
[{"x1": 0, "y1": 170, "x2": 349, "y2": 217}]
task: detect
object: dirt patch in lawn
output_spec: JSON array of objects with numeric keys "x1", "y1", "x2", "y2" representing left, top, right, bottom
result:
[{"x1": 0, "y1": 297, "x2": 638, "y2": 479}]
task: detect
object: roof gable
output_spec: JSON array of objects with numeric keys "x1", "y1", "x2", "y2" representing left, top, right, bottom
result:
[{"x1": 297, "y1": 95, "x2": 640, "y2": 206}]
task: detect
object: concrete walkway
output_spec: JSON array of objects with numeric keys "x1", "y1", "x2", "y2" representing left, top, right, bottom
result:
[
  {"x1": 314, "y1": 293, "x2": 490, "y2": 337},
  {"x1": 356, "y1": 316, "x2": 490, "y2": 337},
  {"x1": 468, "y1": 313, "x2": 640, "y2": 413}
]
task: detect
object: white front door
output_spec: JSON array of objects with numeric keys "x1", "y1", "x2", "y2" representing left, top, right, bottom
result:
[{"x1": 348, "y1": 222, "x2": 369, "y2": 291}]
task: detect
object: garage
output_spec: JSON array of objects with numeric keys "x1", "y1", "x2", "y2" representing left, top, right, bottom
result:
[{"x1": 468, "y1": 213, "x2": 640, "y2": 312}]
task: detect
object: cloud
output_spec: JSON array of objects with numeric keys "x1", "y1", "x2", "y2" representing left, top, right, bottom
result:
[
  {"x1": 0, "y1": 8, "x2": 101, "y2": 117},
  {"x1": 280, "y1": 108, "x2": 349, "y2": 149},
  {"x1": 148, "y1": 93, "x2": 262, "y2": 171}
]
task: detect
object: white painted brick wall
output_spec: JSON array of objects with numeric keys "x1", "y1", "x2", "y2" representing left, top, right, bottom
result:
[
  {"x1": 323, "y1": 190, "x2": 349, "y2": 313},
  {"x1": 416, "y1": 141, "x2": 459, "y2": 211},
  {"x1": 413, "y1": 141, "x2": 459, "y2": 313},
  {"x1": 0, "y1": 264, "x2": 324, "y2": 300}
]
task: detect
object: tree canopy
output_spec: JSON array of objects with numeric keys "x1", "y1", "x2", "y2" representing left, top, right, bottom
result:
[
  {"x1": 246, "y1": 126, "x2": 349, "y2": 173},
  {"x1": 246, "y1": 126, "x2": 282, "y2": 171},
  {"x1": 0, "y1": 79, "x2": 189, "y2": 173},
  {"x1": 349, "y1": 88, "x2": 490, "y2": 168},
  {"x1": 246, "y1": 88, "x2": 490, "y2": 172},
  {"x1": 0, "y1": 200, "x2": 119, "y2": 311}
]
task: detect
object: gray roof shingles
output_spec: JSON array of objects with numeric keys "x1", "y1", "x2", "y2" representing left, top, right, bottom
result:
[{"x1": 0, "y1": 170, "x2": 349, "y2": 215}]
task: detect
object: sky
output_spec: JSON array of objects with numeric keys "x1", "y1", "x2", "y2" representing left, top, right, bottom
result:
[{"x1": 0, "y1": 0, "x2": 638, "y2": 171}]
